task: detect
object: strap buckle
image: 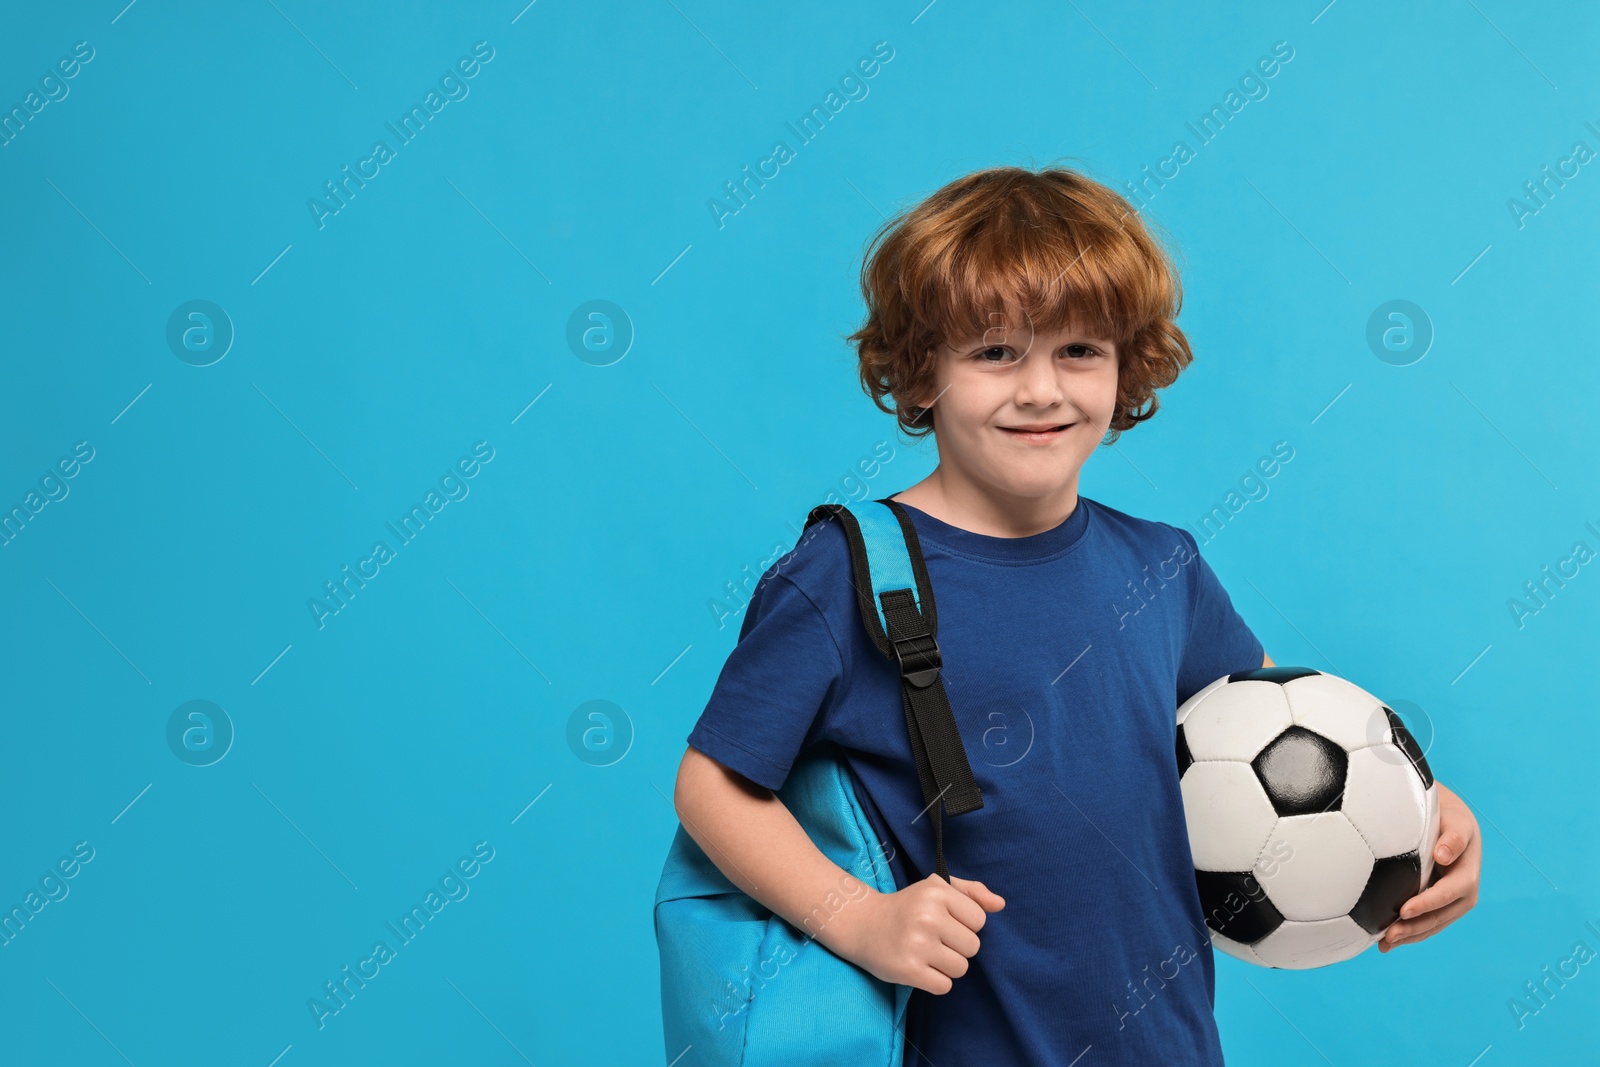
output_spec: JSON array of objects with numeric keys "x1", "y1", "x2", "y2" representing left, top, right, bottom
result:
[{"x1": 891, "y1": 629, "x2": 942, "y2": 689}]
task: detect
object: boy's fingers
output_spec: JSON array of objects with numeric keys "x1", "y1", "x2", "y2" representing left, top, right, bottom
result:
[
  {"x1": 1400, "y1": 845, "x2": 1478, "y2": 918},
  {"x1": 1381, "y1": 913, "x2": 1462, "y2": 952},
  {"x1": 940, "y1": 882, "x2": 989, "y2": 929},
  {"x1": 1386, "y1": 895, "x2": 1472, "y2": 944},
  {"x1": 939, "y1": 919, "x2": 981, "y2": 959},
  {"x1": 913, "y1": 965, "x2": 955, "y2": 996},
  {"x1": 934, "y1": 883, "x2": 985, "y2": 934},
  {"x1": 929, "y1": 942, "x2": 972, "y2": 980},
  {"x1": 948, "y1": 875, "x2": 1006, "y2": 910},
  {"x1": 1434, "y1": 788, "x2": 1480, "y2": 866},
  {"x1": 1434, "y1": 829, "x2": 1468, "y2": 865}
]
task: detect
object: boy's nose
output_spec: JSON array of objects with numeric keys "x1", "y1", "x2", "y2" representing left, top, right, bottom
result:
[{"x1": 1012, "y1": 354, "x2": 1067, "y2": 409}]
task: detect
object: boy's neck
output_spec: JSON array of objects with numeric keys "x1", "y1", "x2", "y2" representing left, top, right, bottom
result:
[{"x1": 889, "y1": 468, "x2": 1083, "y2": 540}]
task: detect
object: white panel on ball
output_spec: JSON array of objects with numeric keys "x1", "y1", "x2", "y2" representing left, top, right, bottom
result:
[
  {"x1": 1177, "y1": 674, "x2": 1234, "y2": 726},
  {"x1": 1180, "y1": 762, "x2": 1279, "y2": 872},
  {"x1": 1181, "y1": 681, "x2": 1293, "y2": 762},
  {"x1": 1280, "y1": 673, "x2": 1389, "y2": 752},
  {"x1": 1251, "y1": 915, "x2": 1375, "y2": 970},
  {"x1": 1258, "y1": 812, "x2": 1375, "y2": 921},
  {"x1": 1340, "y1": 746, "x2": 1429, "y2": 859}
]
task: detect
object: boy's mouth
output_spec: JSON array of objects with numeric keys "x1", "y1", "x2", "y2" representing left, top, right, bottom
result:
[{"x1": 999, "y1": 422, "x2": 1074, "y2": 442}]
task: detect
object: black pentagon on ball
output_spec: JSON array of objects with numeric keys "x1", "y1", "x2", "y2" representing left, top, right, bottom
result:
[
  {"x1": 1349, "y1": 851, "x2": 1423, "y2": 935},
  {"x1": 1381, "y1": 706, "x2": 1434, "y2": 788},
  {"x1": 1251, "y1": 725, "x2": 1347, "y2": 816},
  {"x1": 1175, "y1": 723, "x2": 1193, "y2": 777},
  {"x1": 1195, "y1": 869, "x2": 1284, "y2": 944},
  {"x1": 1226, "y1": 665, "x2": 1322, "y2": 684}
]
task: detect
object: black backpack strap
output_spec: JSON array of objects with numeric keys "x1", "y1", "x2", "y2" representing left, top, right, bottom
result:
[{"x1": 803, "y1": 497, "x2": 983, "y2": 882}]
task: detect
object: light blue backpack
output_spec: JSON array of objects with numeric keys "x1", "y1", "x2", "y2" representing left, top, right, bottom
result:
[{"x1": 654, "y1": 499, "x2": 986, "y2": 1066}]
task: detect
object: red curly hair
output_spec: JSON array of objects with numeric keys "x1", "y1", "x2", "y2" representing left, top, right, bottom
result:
[{"x1": 850, "y1": 163, "x2": 1194, "y2": 445}]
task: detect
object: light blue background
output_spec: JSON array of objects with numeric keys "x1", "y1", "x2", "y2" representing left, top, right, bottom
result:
[{"x1": 1, "y1": 1, "x2": 1596, "y2": 1063}]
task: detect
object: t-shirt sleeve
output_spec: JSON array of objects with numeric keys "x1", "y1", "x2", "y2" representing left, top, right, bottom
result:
[
  {"x1": 686, "y1": 571, "x2": 847, "y2": 791},
  {"x1": 1173, "y1": 527, "x2": 1265, "y2": 707}
]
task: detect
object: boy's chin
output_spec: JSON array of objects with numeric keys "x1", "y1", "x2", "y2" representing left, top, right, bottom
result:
[{"x1": 984, "y1": 465, "x2": 1086, "y2": 499}]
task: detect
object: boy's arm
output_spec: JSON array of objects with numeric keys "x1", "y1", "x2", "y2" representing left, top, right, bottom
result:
[{"x1": 672, "y1": 743, "x2": 1006, "y2": 994}]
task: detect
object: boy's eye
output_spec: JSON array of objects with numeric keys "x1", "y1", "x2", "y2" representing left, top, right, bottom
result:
[{"x1": 972, "y1": 344, "x2": 1102, "y2": 363}]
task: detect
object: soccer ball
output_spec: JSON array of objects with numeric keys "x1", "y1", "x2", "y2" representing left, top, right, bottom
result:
[{"x1": 1175, "y1": 666, "x2": 1440, "y2": 969}]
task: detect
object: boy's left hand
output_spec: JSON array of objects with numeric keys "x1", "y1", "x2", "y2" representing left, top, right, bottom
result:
[{"x1": 1380, "y1": 781, "x2": 1480, "y2": 952}]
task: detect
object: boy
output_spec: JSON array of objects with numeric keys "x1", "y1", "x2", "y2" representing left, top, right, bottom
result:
[{"x1": 672, "y1": 165, "x2": 1481, "y2": 1064}]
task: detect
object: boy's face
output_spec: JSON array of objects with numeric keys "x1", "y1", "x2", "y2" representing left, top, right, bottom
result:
[{"x1": 914, "y1": 317, "x2": 1120, "y2": 501}]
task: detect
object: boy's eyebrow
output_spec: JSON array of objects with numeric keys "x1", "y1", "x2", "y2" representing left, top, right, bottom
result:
[{"x1": 949, "y1": 330, "x2": 1118, "y2": 348}]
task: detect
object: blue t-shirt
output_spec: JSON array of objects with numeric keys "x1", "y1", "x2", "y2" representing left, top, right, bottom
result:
[{"x1": 686, "y1": 494, "x2": 1264, "y2": 1066}]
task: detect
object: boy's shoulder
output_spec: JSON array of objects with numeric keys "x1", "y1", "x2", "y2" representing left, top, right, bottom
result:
[
  {"x1": 740, "y1": 505, "x2": 856, "y2": 622},
  {"x1": 764, "y1": 502, "x2": 864, "y2": 591}
]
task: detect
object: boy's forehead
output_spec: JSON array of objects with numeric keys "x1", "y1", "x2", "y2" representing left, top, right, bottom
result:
[{"x1": 943, "y1": 305, "x2": 1118, "y2": 345}]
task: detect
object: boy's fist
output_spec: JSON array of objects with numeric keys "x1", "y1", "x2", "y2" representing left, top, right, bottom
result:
[{"x1": 844, "y1": 873, "x2": 1006, "y2": 995}]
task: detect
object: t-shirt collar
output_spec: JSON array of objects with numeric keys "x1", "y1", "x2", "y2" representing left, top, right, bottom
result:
[{"x1": 890, "y1": 495, "x2": 1093, "y2": 563}]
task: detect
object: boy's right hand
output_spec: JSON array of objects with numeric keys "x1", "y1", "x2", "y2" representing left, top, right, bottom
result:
[{"x1": 844, "y1": 873, "x2": 1006, "y2": 995}]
